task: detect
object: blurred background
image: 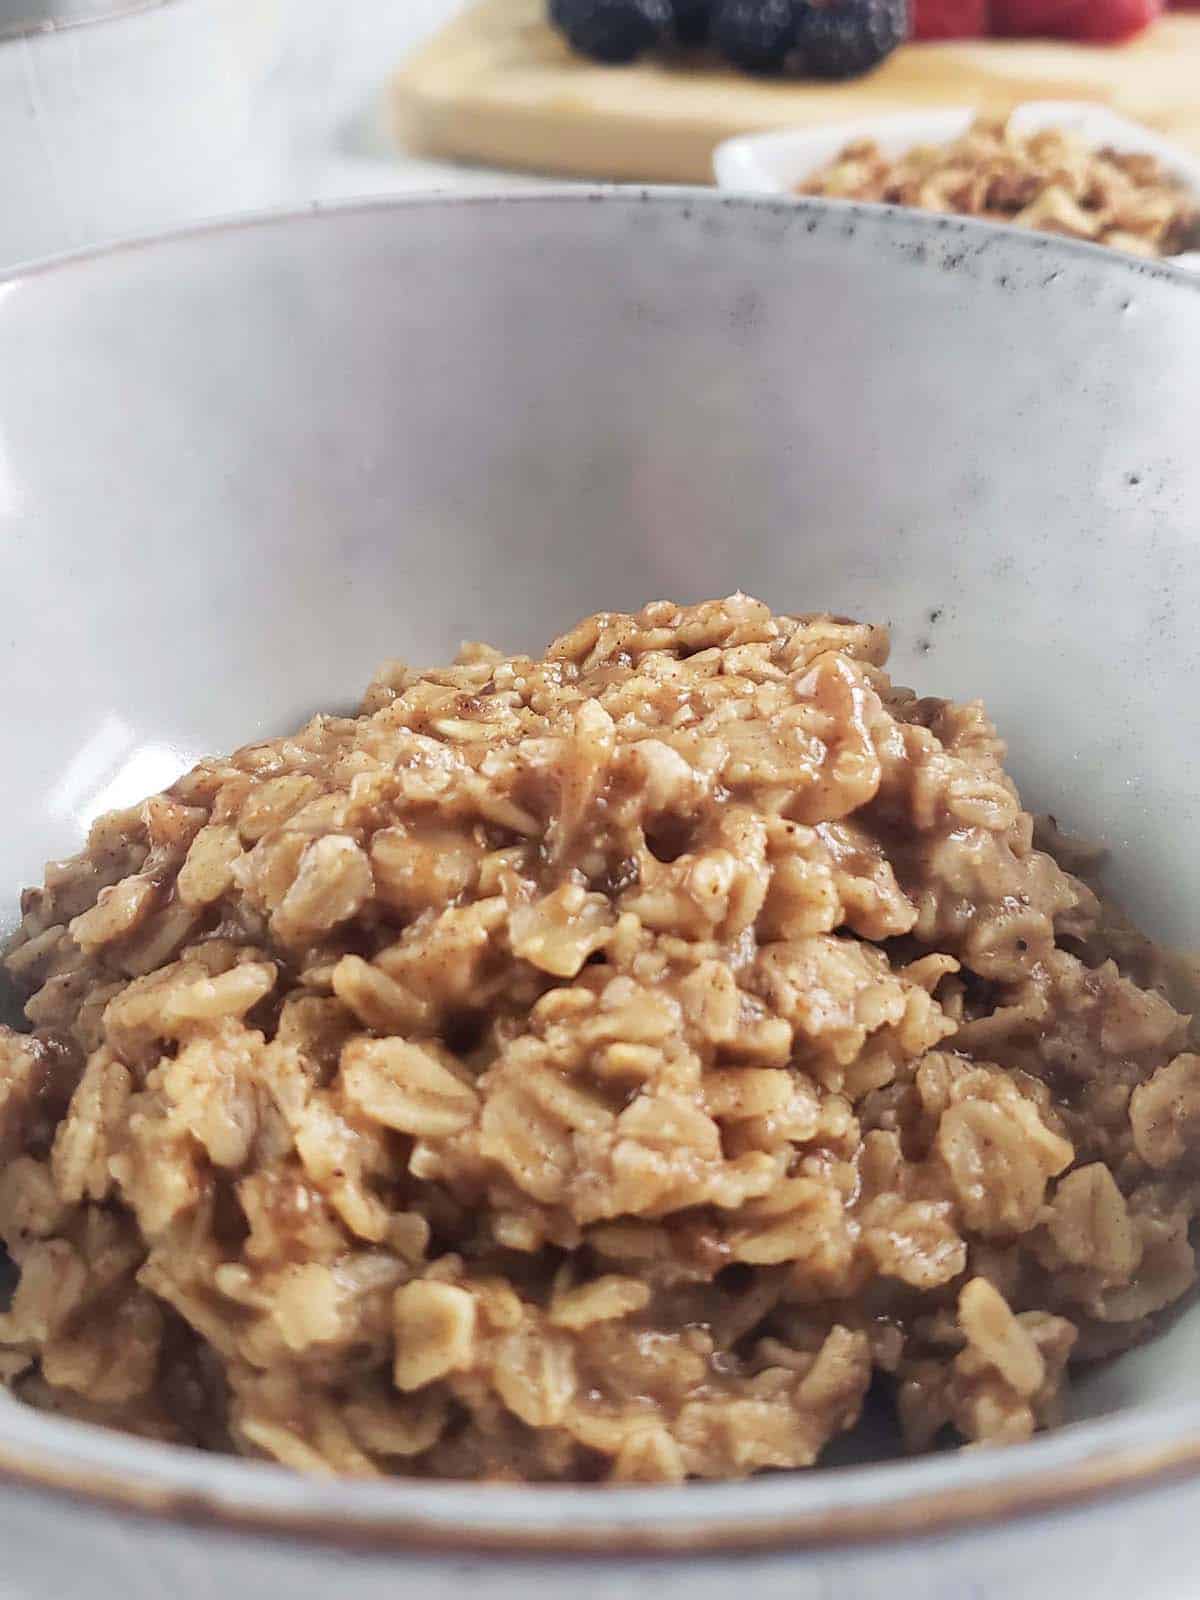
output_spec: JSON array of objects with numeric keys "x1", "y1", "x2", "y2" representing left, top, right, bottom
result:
[
  {"x1": 0, "y1": 0, "x2": 1197, "y2": 270},
  {"x1": 0, "y1": 0, "x2": 548, "y2": 268}
]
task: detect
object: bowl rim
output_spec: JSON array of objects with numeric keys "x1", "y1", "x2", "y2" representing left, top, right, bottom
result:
[
  {"x1": 5, "y1": 182, "x2": 1200, "y2": 294},
  {"x1": 6, "y1": 1397, "x2": 1200, "y2": 1557},
  {"x1": 2, "y1": 188, "x2": 1200, "y2": 1559}
]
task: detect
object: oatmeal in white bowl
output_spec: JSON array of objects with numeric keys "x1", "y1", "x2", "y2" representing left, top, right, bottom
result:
[{"x1": 1, "y1": 193, "x2": 1200, "y2": 1597}]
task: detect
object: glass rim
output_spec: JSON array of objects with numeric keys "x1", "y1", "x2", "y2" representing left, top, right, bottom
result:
[{"x1": 0, "y1": 0, "x2": 180, "y2": 45}]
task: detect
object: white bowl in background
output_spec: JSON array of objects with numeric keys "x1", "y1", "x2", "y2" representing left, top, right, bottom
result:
[
  {"x1": 714, "y1": 100, "x2": 1200, "y2": 271},
  {"x1": 2, "y1": 193, "x2": 1200, "y2": 1597},
  {"x1": 0, "y1": 0, "x2": 282, "y2": 269}
]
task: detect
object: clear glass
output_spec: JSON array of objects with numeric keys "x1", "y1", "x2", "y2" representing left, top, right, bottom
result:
[{"x1": 0, "y1": 0, "x2": 166, "y2": 38}]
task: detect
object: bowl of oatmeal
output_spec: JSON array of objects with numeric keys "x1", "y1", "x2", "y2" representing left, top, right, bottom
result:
[
  {"x1": 714, "y1": 102, "x2": 1200, "y2": 266},
  {"x1": 1, "y1": 192, "x2": 1200, "y2": 1597}
]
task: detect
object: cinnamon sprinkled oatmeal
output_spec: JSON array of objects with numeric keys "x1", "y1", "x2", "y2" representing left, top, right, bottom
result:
[
  {"x1": 2, "y1": 596, "x2": 1198, "y2": 1482},
  {"x1": 796, "y1": 116, "x2": 1200, "y2": 259}
]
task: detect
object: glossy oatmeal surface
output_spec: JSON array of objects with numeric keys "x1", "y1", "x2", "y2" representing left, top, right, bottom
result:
[{"x1": 2, "y1": 596, "x2": 1197, "y2": 1482}]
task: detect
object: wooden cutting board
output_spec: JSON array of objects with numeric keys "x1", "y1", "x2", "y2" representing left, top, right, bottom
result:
[{"x1": 394, "y1": 0, "x2": 1200, "y2": 183}]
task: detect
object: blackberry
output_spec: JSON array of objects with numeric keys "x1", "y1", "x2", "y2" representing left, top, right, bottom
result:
[
  {"x1": 794, "y1": 0, "x2": 908, "y2": 78},
  {"x1": 672, "y1": 0, "x2": 713, "y2": 45},
  {"x1": 549, "y1": 0, "x2": 675, "y2": 62},
  {"x1": 711, "y1": 0, "x2": 800, "y2": 72}
]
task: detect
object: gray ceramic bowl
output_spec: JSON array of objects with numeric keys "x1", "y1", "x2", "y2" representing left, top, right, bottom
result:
[{"x1": 1, "y1": 193, "x2": 1199, "y2": 1600}]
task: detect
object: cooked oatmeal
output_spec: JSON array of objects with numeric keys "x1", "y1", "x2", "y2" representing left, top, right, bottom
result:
[
  {"x1": 2, "y1": 596, "x2": 1198, "y2": 1482},
  {"x1": 796, "y1": 116, "x2": 1200, "y2": 259}
]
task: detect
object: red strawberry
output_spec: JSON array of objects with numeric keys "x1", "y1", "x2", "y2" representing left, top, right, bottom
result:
[
  {"x1": 991, "y1": 0, "x2": 1162, "y2": 40},
  {"x1": 912, "y1": 0, "x2": 989, "y2": 36}
]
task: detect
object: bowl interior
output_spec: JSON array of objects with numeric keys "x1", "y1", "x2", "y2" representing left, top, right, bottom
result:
[{"x1": 1, "y1": 193, "x2": 1199, "y2": 1488}]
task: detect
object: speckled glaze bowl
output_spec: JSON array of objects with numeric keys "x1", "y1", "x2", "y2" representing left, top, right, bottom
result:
[{"x1": 1, "y1": 194, "x2": 1199, "y2": 1600}]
